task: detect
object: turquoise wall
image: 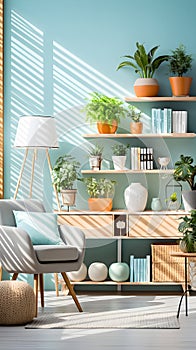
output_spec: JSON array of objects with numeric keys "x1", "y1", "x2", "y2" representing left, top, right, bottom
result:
[
  {"x1": 3, "y1": 1, "x2": 196, "y2": 289},
  {"x1": 4, "y1": 0, "x2": 196, "y2": 210}
]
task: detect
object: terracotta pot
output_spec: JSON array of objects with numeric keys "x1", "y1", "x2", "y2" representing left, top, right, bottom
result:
[
  {"x1": 169, "y1": 77, "x2": 192, "y2": 97},
  {"x1": 134, "y1": 78, "x2": 159, "y2": 97},
  {"x1": 130, "y1": 121, "x2": 143, "y2": 134},
  {"x1": 97, "y1": 120, "x2": 118, "y2": 134},
  {"x1": 88, "y1": 198, "x2": 113, "y2": 211}
]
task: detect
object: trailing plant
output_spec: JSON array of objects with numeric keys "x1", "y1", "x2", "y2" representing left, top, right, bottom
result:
[
  {"x1": 117, "y1": 42, "x2": 169, "y2": 78},
  {"x1": 112, "y1": 143, "x2": 129, "y2": 156},
  {"x1": 178, "y1": 210, "x2": 196, "y2": 252},
  {"x1": 173, "y1": 155, "x2": 196, "y2": 191},
  {"x1": 88, "y1": 144, "x2": 104, "y2": 157},
  {"x1": 169, "y1": 44, "x2": 192, "y2": 77},
  {"x1": 82, "y1": 177, "x2": 116, "y2": 198},
  {"x1": 52, "y1": 155, "x2": 80, "y2": 192},
  {"x1": 82, "y1": 92, "x2": 127, "y2": 124},
  {"x1": 127, "y1": 105, "x2": 142, "y2": 122}
]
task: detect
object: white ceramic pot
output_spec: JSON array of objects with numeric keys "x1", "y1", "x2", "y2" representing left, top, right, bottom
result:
[
  {"x1": 124, "y1": 182, "x2": 148, "y2": 212},
  {"x1": 112, "y1": 156, "x2": 126, "y2": 170},
  {"x1": 61, "y1": 189, "x2": 77, "y2": 206}
]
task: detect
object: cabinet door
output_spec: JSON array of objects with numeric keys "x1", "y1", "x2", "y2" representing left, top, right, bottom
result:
[
  {"x1": 128, "y1": 214, "x2": 182, "y2": 238},
  {"x1": 58, "y1": 215, "x2": 113, "y2": 238}
]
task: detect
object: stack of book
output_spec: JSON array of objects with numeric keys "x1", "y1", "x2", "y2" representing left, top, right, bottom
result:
[
  {"x1": 172, "y1": 111, "x2": 187, "y2": 133},
  {"x1": 130, "y1": 255, "x2": 151, "y2": 282},
  {"x1": 151, "y1": 108, "x2": 188, "y2": 134},
  {"x1": 130, "y1": 147, "x2": 153, "y2": 170},
  {"x1": 151, "y1": 108, "x2": 172, "y2": 133}
]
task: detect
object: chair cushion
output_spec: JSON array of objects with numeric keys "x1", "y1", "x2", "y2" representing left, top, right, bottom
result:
[
  {"x1": 34, "y1": 245, "x2": 79, "y2": 262},
  {"x1": 13, "y1": 211, "x2": 62, "y2": 245}
]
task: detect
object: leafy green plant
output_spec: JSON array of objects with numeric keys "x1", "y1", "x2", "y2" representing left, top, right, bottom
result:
[
  {"x1": 82, "y1": 177, "x2": 116, "y2": 198},
  {"x1": 88, "y1": 144, "x2": 104, "y2": 157},
  {"x1": 82, "y1": 92, "x2": 127, "y2": 124},
  {"x1": 169, "y1": 44, "x2": 192, "y2": 77},
  {"x1": 112, "y1": 144, "x2": 129, "y2": 156},
  {"x1": 127, "y1": 105, "x2": 142, "y2": 122},
  {"x1": 117, "y1": 42, "x2": 169, "y2": 78},
  {"x1": 178, "y1": 210, "x2": 196, "y2": 252},
  {"x1": 173, "y1": 155, "x2": 196, "y2": 190},
  {"x1": 52, "y1": 155, "x2": 80, "y2": 192}
]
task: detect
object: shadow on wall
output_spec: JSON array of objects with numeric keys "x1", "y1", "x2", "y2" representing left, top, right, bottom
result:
[{"x1": 10, "y1": 10, "x2": 170, "y2": 211}]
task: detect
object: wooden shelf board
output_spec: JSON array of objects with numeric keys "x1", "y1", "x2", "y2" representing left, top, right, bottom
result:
[
  {"x1": 81, "y1": 169, "x2": 174, "y2": 174},
  {"x1": 71, "y1": 281, "x2": 182, "y2": 285},
  {"x1": 125, "y1": 96, "x2": 196, "y2": 102},
  {"x1": 83, "y1": 133, "x2": 195, "y2": 138}
]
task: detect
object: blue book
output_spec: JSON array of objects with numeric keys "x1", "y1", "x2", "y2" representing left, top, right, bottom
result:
[
  {"x1": 130, "y1": 255, "x2": 134, "y2": 282},
  {"x1": 167, "y1": 108, "x2": 172, "y2": 133},
  {"x1": 151, "y1": 108, "x2": 157, "y2": 133},
  {"x1": 134, "y1": 258, "x2": 138, "y2": 282}
]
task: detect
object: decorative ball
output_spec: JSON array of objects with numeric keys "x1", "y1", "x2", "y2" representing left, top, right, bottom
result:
[
  {"x1": 88, "y1": 262, "x2": 108, "y2": 282},
  {"x1": 68, "y1": 263, "x2": 87, "y2": 282},
  {"x1": 109, "y1": 262, "x2": 129, "y2": 282}
]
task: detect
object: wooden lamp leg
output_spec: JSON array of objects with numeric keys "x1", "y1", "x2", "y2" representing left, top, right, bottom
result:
[{"x1": 14, "y1": 148, "x2": 29, "y2": 199}]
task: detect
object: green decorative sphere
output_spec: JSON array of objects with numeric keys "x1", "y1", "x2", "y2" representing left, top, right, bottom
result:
[{"x1": 109, "y1": 262, "x2": 129, "y2": 282}]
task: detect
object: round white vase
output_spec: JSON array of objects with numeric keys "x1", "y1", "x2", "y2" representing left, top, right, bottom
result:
[{"x1": 124, "y1": 182, "x2": 148, "y2": 212}]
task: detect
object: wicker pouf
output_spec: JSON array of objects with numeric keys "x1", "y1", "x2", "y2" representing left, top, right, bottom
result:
[{"x1": 0, "y1": 281, "x2": 36, "y2": 325}]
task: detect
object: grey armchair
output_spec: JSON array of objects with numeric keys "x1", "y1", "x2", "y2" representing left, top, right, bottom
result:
[{"x1": 0, "y1": 199, "x2": 85, "y2": 316}]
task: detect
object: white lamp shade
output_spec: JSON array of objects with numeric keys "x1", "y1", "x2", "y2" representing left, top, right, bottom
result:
[{"x1": 14, "y1": 115, "x2": 59, "y2": 148}]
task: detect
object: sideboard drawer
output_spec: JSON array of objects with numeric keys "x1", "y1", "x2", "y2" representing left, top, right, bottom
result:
[
  {"x1": 58, "y1": 215, "x2": 113, "y2": 238},
  {"x1": 128, "y1": 214, "x2": 182, "y2": 238}
]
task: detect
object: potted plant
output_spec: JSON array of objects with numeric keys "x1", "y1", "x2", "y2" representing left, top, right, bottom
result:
[
  {"x1": 82, "y1": 177, "x2": 116, "y2": 211},
  {"x1": 173, "y1": 155, "x2": 196, "y2": 211},
  {"x1": 88, "y1": 144, "x2": 104, "y2": 170},
  {"x1": 117, "y1": 42, "x2": 169, "y2": 97},
  {"x1": 168, "y1": 44, "x2": 193, "y2": 96},
  {"x1": 82, "y1": 92, "x2": 127, "y2": 134},
  {"x1": 112, "y1": 143, "x2": 129, "y2": 170},
  {"x1": 52, "y1": 155, "x2": 80, "y2": 208},
  {"x1": 127, "y1": 105, "x2": 143, "y2": 134},
  {"x1": 178, "y1": 209, "x2": 196, "y2": 252}
]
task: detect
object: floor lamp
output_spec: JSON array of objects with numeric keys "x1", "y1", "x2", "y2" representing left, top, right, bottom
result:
[{"x1": 14, "y1": 115, "x2": 61, "y2": 211}]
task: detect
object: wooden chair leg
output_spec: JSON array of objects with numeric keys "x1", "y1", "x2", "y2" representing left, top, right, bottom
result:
[
  {"x1": 54, "y1": 273, "x2": 59, "y2": 296},
  {"x1": 39, "y1": 274, "x2": 44, "y2": 308},
  {"x1": 34, "y1": 274, "x2": 39, "y2": 317},
  {"x1": 61, "y1": 272, "x2": 83, "y2": 312},
  {"x1": 12, "y1": 273, "x2": 18, "y2": 280}
]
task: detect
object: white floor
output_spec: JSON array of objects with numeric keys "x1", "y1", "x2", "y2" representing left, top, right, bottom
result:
[{"x1": 1, "y1": 292, "x2": 196, "y2": 350}]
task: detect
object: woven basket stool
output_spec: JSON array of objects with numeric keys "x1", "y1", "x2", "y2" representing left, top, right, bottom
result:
[{"x1": 0, "y1": 281, "x2": 36, "y2": 325}]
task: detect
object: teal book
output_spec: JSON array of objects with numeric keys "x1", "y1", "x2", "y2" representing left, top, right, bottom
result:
[{"x1": 130, "y1": 255, "x2": 134, "y2": 282}]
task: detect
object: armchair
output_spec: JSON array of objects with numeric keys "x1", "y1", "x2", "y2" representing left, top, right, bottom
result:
[{"x1": 0, "y1": 199, "x2": 85, "y2": 316}]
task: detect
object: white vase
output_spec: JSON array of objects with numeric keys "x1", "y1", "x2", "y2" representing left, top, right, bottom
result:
[
  {"x1": 124, "y1": 182, "x2": 148, "y2": 212},
  {"x1": 112, "y1": 156, "x2": 126, "y2": 170}
]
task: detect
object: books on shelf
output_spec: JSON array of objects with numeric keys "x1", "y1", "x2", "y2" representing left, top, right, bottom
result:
[
  {"x1": 131, "y1": 147, "x2": 153, "y2": 170},
  {"x1": 151, "y1": 108, "x2": 187, "y2": 134},
  {"x1": 130, "y1": 255, "x2": 151, "y2": 282},
  {"x1": 172, "y1": 111, "x2": 187, "y2": 133}
]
